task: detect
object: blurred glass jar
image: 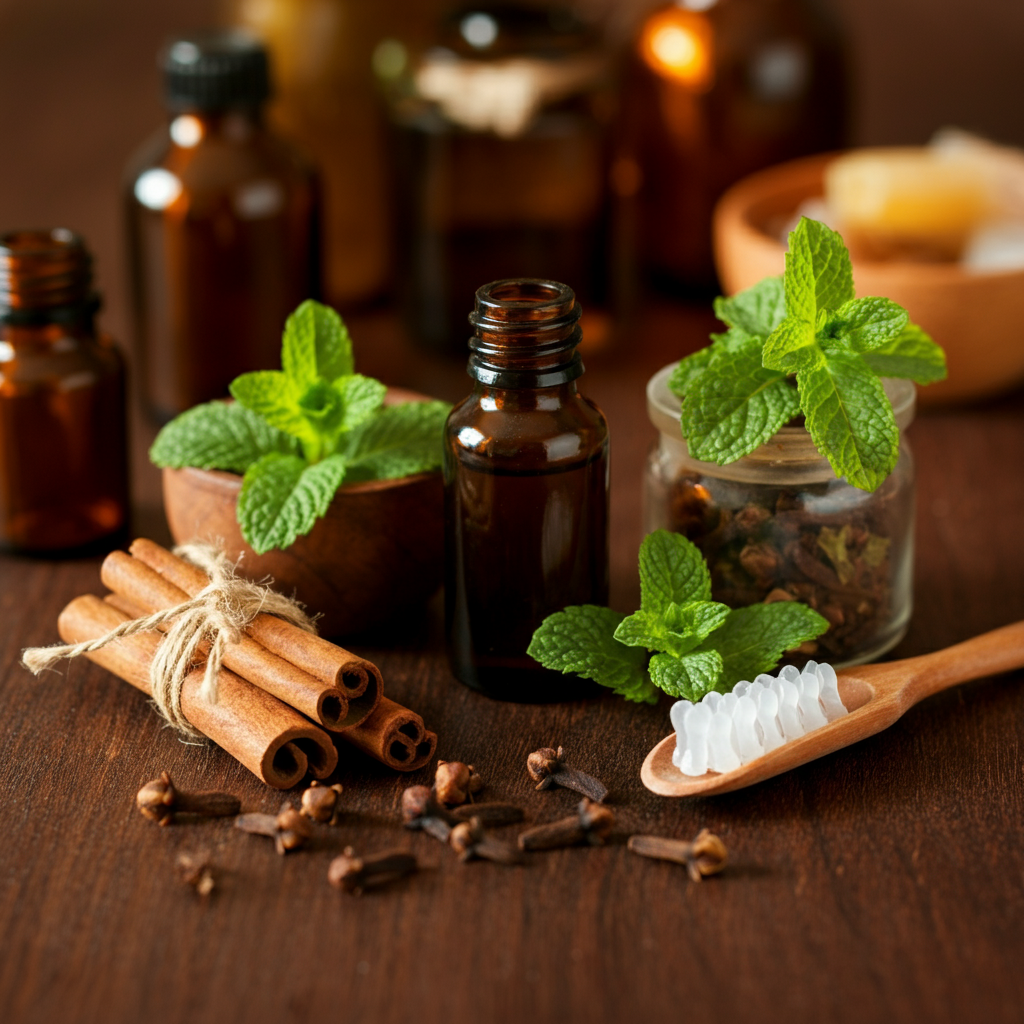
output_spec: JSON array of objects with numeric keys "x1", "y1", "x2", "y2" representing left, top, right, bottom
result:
[
  {"x1": 625, "y1": 0, "x2": 848, "y2": 290},
  {"x1": 230, "y1": 0, "x2": 391, "y2": 305},
  {"x1": 644, "y1": 365, "x2": 916, "y2": 667},
  {"x1": 126, "y1": 31, "x2": 320, "y2": 421},
  {"x1": 0, "y1": 230, "x2": 128, "y2": 552},
  {"x1": 378, "y1": 4, "x2": 616, "y2": 354}
]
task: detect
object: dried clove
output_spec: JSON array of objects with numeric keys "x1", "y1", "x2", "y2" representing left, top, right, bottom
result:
[
  {"x1": 176, "y1": 852, "x2": 215, "y2": 897},
  {"x1": 235, "y1": 801, "x2": 312, "y2": 855},
  {"x1": 517, "y1": 798, "x2": 615, "y2": 851},
  {"x1": 401, "y1": 785, "x2": 456, "y2": 841},
  {"x1": 627, "y1": 829, "x2": 728, "y2": 882},
  {"x1": 450, "y1": 802, "x2": 524, "y2": 827},
  {"x1": 434, "y1": 760, "x2": 484, "y2": 806},
  {"x1": 300, "y1": 781, "x2": 344, "y2": 824},
  {"x1": 136, "y1": 771, "x2": 240, "y2": 826},
  {"x1": 527, "y1": 746, "x2": 608, "y2": 802},
  {"x1": 449, "y1": 817, "x2": 524, "y2": 865},
  {"x1": 328, "y1": 847, "x2": 418, "y2": 895}
]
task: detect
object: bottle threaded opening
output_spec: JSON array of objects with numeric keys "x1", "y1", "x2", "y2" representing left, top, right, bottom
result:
[{"x1": 0, "y1": 229, "x2": 94, "y2": 312}]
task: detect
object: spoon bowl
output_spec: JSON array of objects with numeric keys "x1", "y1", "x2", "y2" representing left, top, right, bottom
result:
[{"x1": 641, "y1": 621, "x2": 1024, "y2": 797}]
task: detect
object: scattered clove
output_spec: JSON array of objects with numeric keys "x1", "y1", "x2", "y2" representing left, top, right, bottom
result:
[
  {"x1": 449, "y1": 817, "x2": 524, "y2": 865},
  {"x1": 300, "y1": 781, "x2": 344, "y2": 824},
  {"x1": 136, "y1": 771, "x2": 240, "y2": 826},
  {"x1": 235, "y1": 801, "x2": 312, "y2": 855},
  {"x1": 176, "y1": 852, "x2": 215, "y2": 897},
  {"x1": 401, "y1": 785, "x2": 456, "y2": 841},
  {"x1": 518, "y1": 798, "x2": 615, "y2": 851},
  {"x1": 450, "y1": 802, "x2": 524, "y2": 827},
  {"x1": 434, "y1": 760, "x2": 484, "y2": 806},
  {"x1": 627, "y1": 829, "x2": 728, "y2": 882},
  {"x1": 328, "y1": 846, "x2": 418, "y2": 895},
  {"x1": 527, "y1": 746, "x2": 608, "y2": 803}
]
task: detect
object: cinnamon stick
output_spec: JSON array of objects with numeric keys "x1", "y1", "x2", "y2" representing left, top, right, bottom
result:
[
  {"x1": 58, "y1": 595, "x2": 338, "y2": 788},
  {"x1": 340, "y1": 697, "x2": 437, "y2": 771},
  {"x1": 100, "y1": 550, "x2": 370, "y2": 732},
  {"x1": 130, "y1": 539, "x2": 382, "y2": 715}
]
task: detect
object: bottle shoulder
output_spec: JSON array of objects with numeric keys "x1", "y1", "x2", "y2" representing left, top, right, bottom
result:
[{"x1": 0, "y1": 328, "x2": 124, "y2": 391}]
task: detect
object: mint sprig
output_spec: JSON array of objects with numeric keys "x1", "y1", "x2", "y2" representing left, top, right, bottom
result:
[
  {"x1": 527, "y1": 531, "x2": 828, "y2": 704},
  {"x1": 151, "y1": 300, "x2": 452, "y2": 554},
  {"x1": 669, "y1": 218, "x2": 947, "y2": 492}
]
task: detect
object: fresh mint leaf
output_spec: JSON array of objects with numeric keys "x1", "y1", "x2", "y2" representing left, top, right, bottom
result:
[
  {"x1": 230, "y1": 370, "x2": 317, "y2": 450},
  {"x1": 668, "y1": 347, "x2": 714, "y2": 398},
  {"x1": 613, "y1": 601, "x2": 730, "y2": 656},
  {"x1": 237, "y1": 452, "x2": 348, "y2": 554},
  {"x1": 861, "y1": 322, "x2": 948, "y2": 383},
  {"x1": 784, "y1": 216, "x2": 854, "y2": 324},
  {"x1": 336, "y1": 374, "x2": 387, "y2": 431},
  {"x1": 638, "y1": 530, "x2": 711, "y2": 613},
  {"x1": 824, "y1": 297, "x2": 908, "y2": 352},
  {"x1": 681, "y1": 331, "x2": 801, "y2": 463},
  {"x1": 527, "y1": 605, "x2": 656, "y2": 704},
  {"x1": 798, "y1": 349, "x2": 899, "y2": 491},
  {"x1": 762, "y1": 316, "x2": 821, "y2": 373},
  {"x1": 342, "y1": 401, "x2": 450, "y2": 482},
  {"x1": 282, "y1": 300, "x2": 353, "y2": 387},
  {"x1": 149, "y1": 401, "x2": 300, "y2": 472},
  {"x1": 693, "y1": 603, "x2": 829, "y2": 690},
  {"x1": 649, "y1": 650, "x2": 723, "y2": 701},
  {"x1": 714, "y1": 275, "x2": 787, "y2": 336},
  {"x1": 295, "y1": 379, "x2": 346, "y2": 436}
]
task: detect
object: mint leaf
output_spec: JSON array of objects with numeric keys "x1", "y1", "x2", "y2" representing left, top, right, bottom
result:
[
  {"x1": 342, "y1": 401, "x2": 450, "y2": 481},
  {"x1": 649, "y1": 650, "x2": 723, "y2": 701},
  {"x1": 237, "y1": 452, "x2": 348, "y2": 554},
  {"x1": 762, "y1": 316, "x2": 821, "y2": 373},
  {"x1": 681, "y1": 331, "x2": 801, "y2": 463},
  {"x1": 638, "y1": 530, "x2": 711, "y2": 613},
  {"x1": 668, "y1": 347, "x2": 714, "y2": 398},
  {"x1": 613, "y1": 601, "x2": 729, "y2": 656},
  {"x1": 336, "y1": 374, "x2": 387, "y2": 431},
  {"x1": 798, "y1": 349, "x2": 899, "y2": 490},
  {"x1": 282, "y1": 300, "x2": 353, "y2": 387},
  {"x1": 784, "y1": 216, "x2": 854, "y2": 324},
  {"x1": 693, "y1": 603, "x2": 829, "y2": 690},
  {"x1": 714, "y1": 276, "x2": 786, "y2": 336},
  {"x1": 527, "y1": 605, "x2": 656, "y2": 704},
  {"x1": 824, "y1": 297, "x2": 908, "y2": 352},
  {"x1": 295, "y1": 379, "x2": 346, "y2": 436},
  {"x1": 150, "y1": 401, "x2": 300, "y2": 472},
  {"x1": 230, "y1": 370, "x2": 316, "y2": 449},
  {"x1": 861, "y1": 323, "x2": 947, "y2": 383}
]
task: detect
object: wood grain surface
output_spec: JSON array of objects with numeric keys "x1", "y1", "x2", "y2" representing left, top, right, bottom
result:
[{"x1": 2, "y1": 3, "x2": 1024, "y2": 1023}]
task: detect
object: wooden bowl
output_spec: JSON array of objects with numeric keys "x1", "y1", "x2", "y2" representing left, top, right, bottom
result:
[
  {"x1": 713, "y1": 153, "x2": 1024, "y2": 405},
  {"x1": 162, "y1": 391, "x2": 445, "y2": 638}
]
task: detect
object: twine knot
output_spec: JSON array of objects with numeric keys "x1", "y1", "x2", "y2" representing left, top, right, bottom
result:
[{"x1": 21, "y1": 542, "x2": 316, "y2": 738}]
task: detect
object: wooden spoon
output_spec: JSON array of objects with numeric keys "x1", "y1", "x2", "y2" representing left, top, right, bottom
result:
[{"x1": 641, "y1": 620, "x2": 1024, "y2": 798}]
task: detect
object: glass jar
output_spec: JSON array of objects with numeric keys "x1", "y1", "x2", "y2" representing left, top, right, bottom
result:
[{"x1": 644, "y1": 363, "x2": 915, "y2": 666}]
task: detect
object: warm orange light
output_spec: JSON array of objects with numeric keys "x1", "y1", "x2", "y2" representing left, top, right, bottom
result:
[{"x1": 639, "y1": 7, "x2": 713, "y2": 91}]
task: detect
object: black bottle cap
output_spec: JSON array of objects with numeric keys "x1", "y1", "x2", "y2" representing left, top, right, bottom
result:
[{"x1": 161, "y1": 30, "x2": 270, "y2": 112}]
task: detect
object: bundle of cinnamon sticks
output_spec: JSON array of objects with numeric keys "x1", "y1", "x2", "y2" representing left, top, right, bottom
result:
[{"x1": 55, "y1": 539, "x2": 436, "y2": 789}]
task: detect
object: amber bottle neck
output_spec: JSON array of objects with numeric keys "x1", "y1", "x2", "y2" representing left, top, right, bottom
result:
[
  {"x1": 0, "y1": 229, "x2": 98, "y2": 327},
  {"x1": 467, "y1": 279, "x2": 584, "y2": 389}
]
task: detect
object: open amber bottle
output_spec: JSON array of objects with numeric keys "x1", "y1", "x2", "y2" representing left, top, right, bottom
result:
[
  {"x1": 444, "y1": 279, "x2": 609, "y2": 702},
  {"x1": 0, "y1": 230, "x2": 128, "y2": 552}
]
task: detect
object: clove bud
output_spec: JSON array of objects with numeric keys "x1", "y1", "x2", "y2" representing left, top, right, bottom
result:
[
  {"x1": 235, "y1": 801, "x2": 313, "y2": 855},
  {"x1": 300, "y1": 781, "x2": 344, "y2": 824},
  {"x1": 401, "y1": 785, "x2": 456, "y2": 841},
  {"x1": 328, "y1": 847, "x2": 418, "y2": 895},
  {"x1": 449, "y1": 817, "x2": 524, "y2": 865},
  {"x1": 526, "y1": 746, "x2": 608, "y2": 803},
  {"x1": 450, "y1": 802, "x2": 524, "y2": 827},
  {"x1": 627, "y1": 829, "x2": 727, "y2": 882},
  {"x1": 176, "y1": 852, "x2": 215, "y2": 897},
  {"x1": 434, "y1": 760, "x2": 484, "y2": 806},
  {"x1": 517, "y1": 798, "x2": 615, "y2": 852},
  {"x1": 136, "y1": 771, "x2": 240, "y2": 826}
]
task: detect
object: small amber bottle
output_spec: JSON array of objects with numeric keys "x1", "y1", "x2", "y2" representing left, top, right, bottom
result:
[
  {"x1": 126, "y1": 31, "x2": 320, "y2": 420},
  {"x1": 444, "y1": 279, "x2": 609, "y2": 702},
  {"x1": 0, "y1": 230, "x2": 128, "y2": 552}
]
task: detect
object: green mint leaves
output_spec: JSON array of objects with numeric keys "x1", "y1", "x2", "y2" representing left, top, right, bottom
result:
[
  {"x1": 528, "y1": 531, "x2": 828, "y2": 704},
  {"x1": 670, "y1": 218, "x2": 947, "y2": 492},
  {"x1": 151, "y1": 300, "x2": 452, "y2": 554}
]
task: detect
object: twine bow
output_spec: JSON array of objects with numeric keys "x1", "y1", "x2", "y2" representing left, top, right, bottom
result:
[{"x1": 21, "y1": 542, "x2": 317, "y2": 738}]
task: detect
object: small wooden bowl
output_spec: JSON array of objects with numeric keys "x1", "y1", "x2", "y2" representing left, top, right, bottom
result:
[
  {"x1": 713, "y1": 152, "x2": 1024, "y2": 405},
  {"x1": 162, "y1": 390, "x2": 445, "y2": 638}
]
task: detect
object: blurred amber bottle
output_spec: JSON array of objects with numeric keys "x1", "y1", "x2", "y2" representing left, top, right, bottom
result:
[
  {"x1": 126, "y1": 31, "x2": 320, "y2": 420},
  {"x1": 625, "y1": 0, "x2": 847, "y2": 290},
  {"x1": 0, "y1": 230, "x2": 128, "y2": 552},
  {"x1": 380, "y1": 4, "x2": 616, "y2": 354}
]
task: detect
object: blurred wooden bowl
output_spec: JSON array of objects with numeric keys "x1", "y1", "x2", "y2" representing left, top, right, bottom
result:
[
  {"x1": 162, "y1": 389, "x2": 444, "y2": 638},
  {"x1": 713, "y1": 153, "x2": 1024, "y2": 405}
]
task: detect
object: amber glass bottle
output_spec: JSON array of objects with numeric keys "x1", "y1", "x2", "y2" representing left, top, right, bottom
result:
[
  {"x1": 126, "y1": 31, "x2": 320, "y2": 421},
  {"x1": 444, "y1": 279, "x2": 609, "y2": 702},
  {"x1": 0, "y1": 230, "x2": 128, "y2": 552}
]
